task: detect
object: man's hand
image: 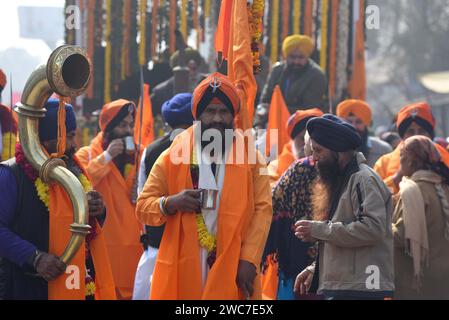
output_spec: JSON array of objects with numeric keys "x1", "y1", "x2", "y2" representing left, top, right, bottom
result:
[
  {"x1": 35, "y1": 253, "x2": 67, "y2": 282},
  {"x1": 294, "y1": 269, "x2": 314, "y2": 295},
  {"x1": 87, "y1": 190, "x2": 105, "y2": 218},
  {"x1": 236, "y1": 260, "x2": 257, "y2": 299},
  {"x1": 164, "y1": 189, "x2": 202, "y2": 215},
  {"x1": 106, "y1": 139, "x2": 125, "y2": 159},
  {"x1": 295, "y1": 220, "x2": 316, "y2": 243}
]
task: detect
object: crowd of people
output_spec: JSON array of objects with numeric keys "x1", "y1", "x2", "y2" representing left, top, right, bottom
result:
[{"x1": 1, "y1": 33, "x2": 449, "y2": 300}]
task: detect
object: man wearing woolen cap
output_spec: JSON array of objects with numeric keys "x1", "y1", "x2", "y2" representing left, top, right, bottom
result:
[{"x1": 294, "y1": 114, "x2": 394, "y2": 300}]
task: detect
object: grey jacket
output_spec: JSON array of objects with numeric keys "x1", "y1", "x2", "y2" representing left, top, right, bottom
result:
[
  {"x1": 308, "y1": 153, "x2": 395, "y2": 295},
  {"x1": 260, "y1": 60, "x2": 327, "y2": 114}
]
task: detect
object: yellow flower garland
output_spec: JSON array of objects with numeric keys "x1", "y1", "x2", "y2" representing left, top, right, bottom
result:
[
  {"x1": 195, "y1": 214, "x2": 216, "y2": 253},
  {"x1": 85, "y1": 281, "x2": 96, "y2": 297},
  {"x1": 124, "y1": 163, "x2": 133, "y2": 179},
  {"x1": 35, "y1": 174, "x2": 92, "y2": 209}
]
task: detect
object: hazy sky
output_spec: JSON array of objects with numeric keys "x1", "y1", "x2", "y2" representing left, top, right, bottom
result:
[{"x1": 0, "y1": 0, "x2": 64, "y2": 50}]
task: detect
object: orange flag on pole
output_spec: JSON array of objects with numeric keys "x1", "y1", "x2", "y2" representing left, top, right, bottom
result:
[
  {"x1": 215, "y1": 0, "x2": 233, "y2": 62},
  {"x1": 265, "y1": 86, "x2": 291, "y2": 159},
  {"x1": 226, "y1": 0, "x2": 257, "y2": 131},
  {"x1": 134, "y1": 83, "x2": 154, "y2": 149},
  {"x1": 348, "y1": 0, "x2": 366, "y2": 100}
]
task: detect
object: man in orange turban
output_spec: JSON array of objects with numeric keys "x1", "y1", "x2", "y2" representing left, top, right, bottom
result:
[
  {"x1": 374, "y1": 102, "x2": 449, "y2": 194},
  {"x1": 255, "y1": 35, "x2": 327, "y2": 128},
  {"x1": 136, "y1": 73, "x2": 272, "y2": 300},
  {"x1": 337, "y1": 99, "x2": 392, "y2": 167},
  {"x1": 76, "y1": 99, "x2": 143, "y2": 299},
  {"x1": 267, "y1": 108, "x2": 323, "y2": 185}
]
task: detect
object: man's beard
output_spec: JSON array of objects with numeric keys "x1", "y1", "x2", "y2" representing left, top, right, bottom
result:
[
  {"x1": 62, "y1": 147, "x2": 82, "y2": 177},
  {"x1": 312, "y1": 153, "x2": 340, "y2": 221},
  {"x1": 200, "y1": 122, "x2": 233, "y2": 156},
  {"x1": 316, "y1": 153, "x2": 340, "y2": 185}
]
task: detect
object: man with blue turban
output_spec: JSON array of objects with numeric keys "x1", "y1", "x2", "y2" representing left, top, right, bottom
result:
[
  {"x1": 294, "y1": 114, "x2": 394, "y2": 300},
  {"x1": 132, "y1": 93, "x2": 194, "y2": 300},
  {"x1": 0, "y1": 98, "x2": 116, "y2": 300}
]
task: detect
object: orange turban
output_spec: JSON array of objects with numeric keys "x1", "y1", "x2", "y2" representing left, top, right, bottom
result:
[
  {"x1": 99, "y1": 99, "x2": 136, "y2": 132},
  {"x1": 336, "y1": 99, "x2": 372, "y2": 127},
  {"x1": 397, "y1": 102, "x2": 436, "y2": 138},
  {"x1": 287, "y1": 108, "x2": 323, "y2": 139},
  {"x1": 192, "y1": 72, "x2": 240, "y2": 119},
  {"x1": 282, "y1": 35, "x2": 314, "y2": 58},
  {"x1": 0, "y1": 69, "x2": 6, "y2": 89}
]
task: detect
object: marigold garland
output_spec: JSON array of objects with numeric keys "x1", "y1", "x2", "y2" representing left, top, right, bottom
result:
[
  {"x1": 247, "y1": 0, "x2": 264, "y2": 74},
  {"x1": 124, "y1": 163, "x2": 133, "y2": 179},
  {"x1": 85, "y1": 276, "x2": 96, "y2": 297},
  {"x1": 195, "y1": 214, "x2": 216, "y2": 253}
]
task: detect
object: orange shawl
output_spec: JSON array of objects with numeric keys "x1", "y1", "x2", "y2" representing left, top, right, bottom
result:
[
  {"x1": 137, "y1": 126, "x2": 272, "y2": 300},
  {"x1": 76, "y1": 133, "x2": 143, "y2": 299},
  {"x1": 48, "y1": 158, "x2": 116, "y2": 300}
]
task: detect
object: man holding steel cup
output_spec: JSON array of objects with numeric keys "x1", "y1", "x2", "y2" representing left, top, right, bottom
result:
[
  {"x1": 136, "y1": 73, "x2": 272, "y2": 300},
  {"x1": 77, "y1": 99, "x2": 143, "y2": 300}
]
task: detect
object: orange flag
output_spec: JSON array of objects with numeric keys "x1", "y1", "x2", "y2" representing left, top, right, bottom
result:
[
  {"x1": 265, "y1": 86, "x2": 291, "y2": 159},
  {"x1": 348, "y1": 0, "x2": 366, "y2": 100},
  {"x1": 215, "y1": 0, "x2": 233, "y2": 62},
  {"x1": 134, "y1": 83, "x2": 154, "y2": 149},
  {"x1": 226, "y1": 0, "x2": 257, "y2": 131}
]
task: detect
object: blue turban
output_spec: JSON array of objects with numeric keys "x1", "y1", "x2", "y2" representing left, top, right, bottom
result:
[
  {"x1": 307, "y1": 114, "x2": 361, "y2": 152},
  {"x1": 161, "y1": 93, "x2": 194, "y2": 128},
  {"x1": 39, "y1": 98, "x2": 77, "y2": 142}
]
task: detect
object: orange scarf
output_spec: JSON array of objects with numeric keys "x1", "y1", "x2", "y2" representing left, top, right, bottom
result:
[
  {"x1": 47, "y1": 158, "x2": 116, "y2": 300},
  {"x1": 151, "y1": 127, "x2": 262, "y2": 300}
]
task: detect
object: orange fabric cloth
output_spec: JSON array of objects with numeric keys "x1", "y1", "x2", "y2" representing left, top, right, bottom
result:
[
  {"x1": 261, "y1": 255, "x2": 279, "y2": 300},
  {"x1": 397, "y1": 102, "x2": 436, "y2": 129},
  {"x1": 336, "y1": 99, "x2": 372, "y2": 127},
  {"x1": 227, "y1": 0, "x2": 257, "y2": 130},
  {"x1": 267, "y1": 142, "x2": 295, "y2": 186},
  {"x1": 192, "y1": 72, "x2": 241, "y2": 119},
  {"x1": 287, "y1": 108, "x2": 324, "y2": 138},
  {"x1": 99, "y1": 99, "x2": 136, "y2": 132},
  {"x1": 348, "y1": 0, "x2": 366, "y2": 100},
  {"x1": 76, "y1": 134, "x2": 143, "y2": 299},
  {"x1": 374, "y1": 141, "x2": 449, "y2": 195},
  {"x1": 266, "y1": 86, "x2": 291, "y2": 158},
  {"x1": 215, "y1": 0, "x2": 233, "y2": 61},
  {"x1": 136, "y1": 126, "x2": 272, "y2": 300},
  {"x1": 134, "y1": 84, "x2": 155, "y2": 148},
  {"x1": 48, "y1": 184, "x2": 85, "y2": 300}
]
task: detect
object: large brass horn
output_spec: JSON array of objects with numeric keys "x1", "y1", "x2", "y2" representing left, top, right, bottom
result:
[{"x1": 15, "y1": 45, "x2": 92, "y2": 264}]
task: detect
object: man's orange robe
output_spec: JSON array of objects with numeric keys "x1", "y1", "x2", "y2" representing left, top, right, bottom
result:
[
  {"x1": 136, "y1": 126, "x2": 272, "y2": 300},
  {"x1": 76, "y1": 133, "x2": 143, "y2": 299},
  {"x1": 374, "y1": 141, "x2": 449, "y2": 194}
]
